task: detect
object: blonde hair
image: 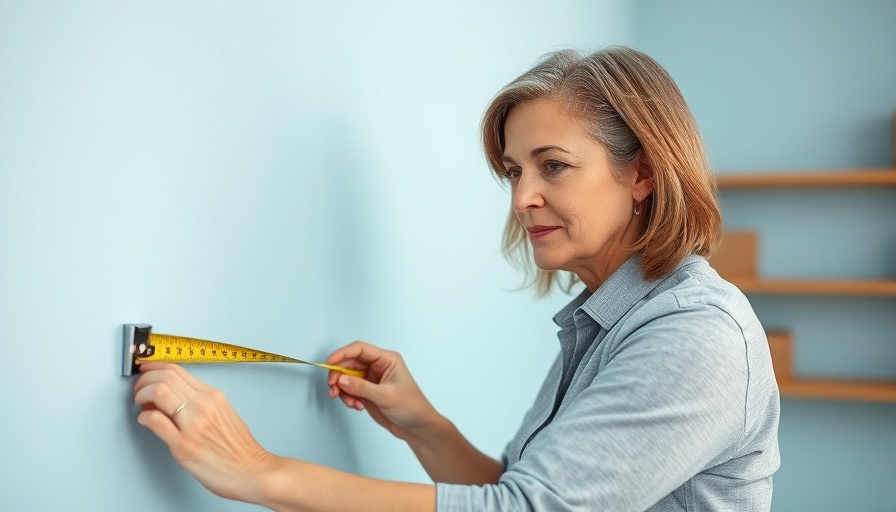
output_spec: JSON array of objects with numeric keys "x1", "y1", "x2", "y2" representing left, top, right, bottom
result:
[{"x1": 482, "y1": 45, "x2": 722, "y2": 295}]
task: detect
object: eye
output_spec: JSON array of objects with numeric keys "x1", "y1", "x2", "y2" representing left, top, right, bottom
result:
[
  {"x1": 545, "y1": 161, "x2": 568, "y2": 174},
  {"x1": 501, "y1": 167, "x2": 522, "y2": 180}
]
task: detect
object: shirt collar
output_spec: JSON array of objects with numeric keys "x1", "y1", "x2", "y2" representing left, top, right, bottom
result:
[{"x1": 553, "y1": 254, "x2": 702, "y2": 330}]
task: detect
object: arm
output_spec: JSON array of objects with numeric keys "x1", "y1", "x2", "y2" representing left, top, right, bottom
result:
[
  {"x1": 258, "y1": 458, "x2": 435, "y2": 512},
  {"x1": 133, "y1": 361, "x2": 436, "y2": 512},
  {"x1": 326, "y1": 341, "x2": 504, "y2": 485}
]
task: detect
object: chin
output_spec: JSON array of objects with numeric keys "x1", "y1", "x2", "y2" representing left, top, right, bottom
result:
[{"x1": 532, "y1": 253, "x2": 566, "y2": 272}]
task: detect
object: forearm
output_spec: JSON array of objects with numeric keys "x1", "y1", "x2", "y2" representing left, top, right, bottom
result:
[
  {"x1": 254, "y1": 456, "x2": 436, "y2": 512},
  {"x1": 406, "y1": 414, "x2": 504, "y2": 485}
]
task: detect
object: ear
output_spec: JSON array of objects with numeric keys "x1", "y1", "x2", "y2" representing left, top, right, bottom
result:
[{"x1": 631, "y1": 150, "x2": 655, "y2": 201}]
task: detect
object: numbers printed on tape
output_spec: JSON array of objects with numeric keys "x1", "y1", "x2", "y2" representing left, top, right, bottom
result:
[{"x1": 137, "y1": 333, "x2": 364, "y2": 378}]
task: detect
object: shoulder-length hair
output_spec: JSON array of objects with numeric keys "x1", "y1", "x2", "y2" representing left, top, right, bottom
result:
[{"x1": 482, "y1": 45, "x2": 722, "y2": 295}]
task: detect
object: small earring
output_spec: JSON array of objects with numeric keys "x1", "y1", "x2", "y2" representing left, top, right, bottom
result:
[{"x1": 633, "y1": 200, "x2": 643, "y2": 216}]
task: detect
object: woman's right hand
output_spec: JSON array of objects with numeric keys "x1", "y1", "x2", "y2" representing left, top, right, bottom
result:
[
  {"x1": 327, "y1": 341, "x2": 441, "y2": 442},
  {"x1": 328, "y1": 341, "x2": 504, "y2": 485}
]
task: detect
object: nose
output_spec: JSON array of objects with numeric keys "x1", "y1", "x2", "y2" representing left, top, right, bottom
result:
[{"x1": 511, "y1": 171, "x2": 545, "y2": 215}]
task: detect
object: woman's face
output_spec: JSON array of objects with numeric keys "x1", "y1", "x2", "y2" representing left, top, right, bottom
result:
[{"x1": 501, "y1": 98, "x2": 652, "y2": 290}]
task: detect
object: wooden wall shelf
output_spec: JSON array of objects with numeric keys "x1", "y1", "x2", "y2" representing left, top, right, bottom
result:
[
  {"x1": 712, "y1": 114, "x2": 896, "y2": 404},
  {"x1": 709, "y1": 232, "x2": 896, "y2": 296},
  {"x1": 729, "y1": 278, "x2": 896, "y2": 296},
  {"x1": 768, "y1": 332, "x2": 896, "y2": 403},
  {"x1": 716, "y1": 168, "x2": 896, "y2": 188},
  {"x1": 779, "y1": 379, "x2": 896, "y2": 403}
]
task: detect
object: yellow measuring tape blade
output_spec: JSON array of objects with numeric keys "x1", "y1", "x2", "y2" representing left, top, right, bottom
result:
[{"x1": 137, "y1": 333, "x2": 364, "y2": 378}]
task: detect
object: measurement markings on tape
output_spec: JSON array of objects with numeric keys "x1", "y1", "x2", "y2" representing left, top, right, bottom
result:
[{"x1": 121, "y1": 324, "x2": 363, "y2": 378}]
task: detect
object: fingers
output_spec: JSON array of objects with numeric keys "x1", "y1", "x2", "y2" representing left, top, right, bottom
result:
[
  {"x1": 138, "y1": 361, "x2": 209, "y2": 391},
  {"x1": 337, "y1": 374, "x2": 383, "y2": 404},
  {"x1": 137, "y1": 408, "x2": 181, "y2": 445},
  {"x1": 134, "y1": 382, "x2": 185, "y2": 418},
  {"x1": 327, "y1": 340, "x2": 393, "y2": 371},
  {"x1": 327, "y1": 340, "x2": 377, "y2": 398},
  {"x1": 326, "y1": 340, "x2": 371, "y2": 365},
  {"x1": 327, "y1": 341, "x2": 401, "y2": 408},
  {"x1": 329, "y1": 341, "x2": 402, "y2": 383},
  {"x1": 133, "y1": 363, "x2": 204, "y2": 430}
]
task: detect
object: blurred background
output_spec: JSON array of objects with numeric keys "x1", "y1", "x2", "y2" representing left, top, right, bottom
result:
[{"x1": 0, "y1": 1, "x2": 893, "y2": 510}]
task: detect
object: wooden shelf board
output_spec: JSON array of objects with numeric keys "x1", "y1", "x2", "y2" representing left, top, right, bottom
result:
[
  {"x1": 729, "y1": 278, "x2": 896, "y2": 296},
  {"x1": 780, "y1": 378, "x2": 896, "y2": 403},
  {"x1": 716, "y1": 168, "x2": 896, "y2": 188}
]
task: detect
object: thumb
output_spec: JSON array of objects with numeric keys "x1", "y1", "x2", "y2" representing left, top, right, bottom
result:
[{"x1": 338, "y1": 374, "x2": 383, "y2": 403}]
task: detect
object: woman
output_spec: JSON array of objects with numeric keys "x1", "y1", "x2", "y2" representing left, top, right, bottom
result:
[{"x1": 134, "y1": 45, "x2": 780, "y2": 511}]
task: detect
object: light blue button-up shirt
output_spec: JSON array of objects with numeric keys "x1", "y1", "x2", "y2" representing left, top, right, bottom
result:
[{"x1": 438, "y1": 254, "x2": 780, "y2": 511}]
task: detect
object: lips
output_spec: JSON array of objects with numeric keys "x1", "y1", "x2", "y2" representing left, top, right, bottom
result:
[{"x1": 526, "y1": 225, "x2": 560, "y2": 239}]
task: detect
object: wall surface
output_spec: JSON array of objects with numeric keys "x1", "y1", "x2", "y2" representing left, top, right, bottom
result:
[
  {"x1": 0, "y1": 1, "x2": 632, "y2": 510},
  {"x1": 634, "y1": 1, "x2": 896, "y2": 511},
  {"x1": 5, "y1": 1, "x2": 892, "y2": 510}
]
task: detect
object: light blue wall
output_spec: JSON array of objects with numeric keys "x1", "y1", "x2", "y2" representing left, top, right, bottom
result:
[
  {"x1": 634, "y1": 1, "x2": 896, "y2": 511},
  {"x1": 0, "y1": 1, "x2": 633, "y2": 510},
  {"x1": 6, "y1": 1, "x2": 890, "y2": 510}
]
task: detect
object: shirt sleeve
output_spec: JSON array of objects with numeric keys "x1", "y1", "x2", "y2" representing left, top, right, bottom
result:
[{"x1": 437, "y1": 299, "x2": 750, "y2": 511}]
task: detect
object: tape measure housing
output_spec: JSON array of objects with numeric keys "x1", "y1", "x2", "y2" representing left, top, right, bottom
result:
[{"x1": 122, "y1": 324, "x2": 151, "y2": 376}]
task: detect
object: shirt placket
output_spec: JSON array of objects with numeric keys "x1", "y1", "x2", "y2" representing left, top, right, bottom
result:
[{"x1": 518, "y1": 309, "x2": 601, "y2": 458}]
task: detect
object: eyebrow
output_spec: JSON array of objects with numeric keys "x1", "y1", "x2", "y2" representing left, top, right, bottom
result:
[{"x1": 501, "y1": 145, "x2": 574, "y2": 163}]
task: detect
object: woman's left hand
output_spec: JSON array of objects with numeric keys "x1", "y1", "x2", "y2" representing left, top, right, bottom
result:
[{"x1": 132, "y1": 361, "x2": 277, "y2": 503}]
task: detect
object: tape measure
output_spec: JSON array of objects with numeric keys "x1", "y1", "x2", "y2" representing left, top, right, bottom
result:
[{"x1": 121, "y1": 324, "x2": 363, "y2": 378}]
